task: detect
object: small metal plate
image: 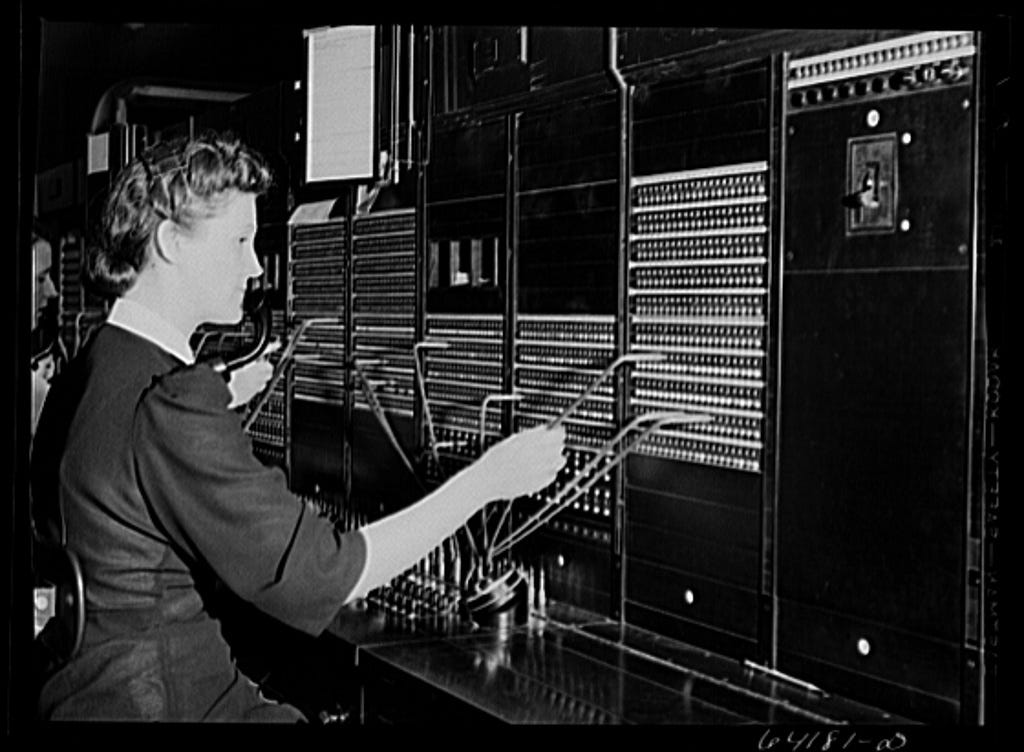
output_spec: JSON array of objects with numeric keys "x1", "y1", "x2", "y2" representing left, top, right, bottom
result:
[{"x1": 846, "y1": 133, "x2": 898, "y2": 234}]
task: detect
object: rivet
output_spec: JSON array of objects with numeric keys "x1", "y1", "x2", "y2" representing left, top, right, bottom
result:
[
  {"x1": 866, "y1": 109, "x2": 881, "y2": 127},
  {"x1": 857, "y1": 638, "x2": 872, "y2": 656}
]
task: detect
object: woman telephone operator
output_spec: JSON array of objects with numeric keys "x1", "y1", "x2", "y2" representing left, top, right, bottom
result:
[{"x1": 30, "y1": 132, "x2": 566, "y2": 722}]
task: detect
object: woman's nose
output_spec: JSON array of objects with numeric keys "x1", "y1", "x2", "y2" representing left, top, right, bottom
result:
[{"x1": 244, "y1": 245, "x2": 264, "y2": 280}]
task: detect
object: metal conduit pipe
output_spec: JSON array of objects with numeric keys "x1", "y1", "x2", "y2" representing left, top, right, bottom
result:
[
  {"x1": 90, "y1": 78, "x2": 253, "y2": 134},
  {"x1": 605, "y1": 26, "x2": 632, "y2": 625}
]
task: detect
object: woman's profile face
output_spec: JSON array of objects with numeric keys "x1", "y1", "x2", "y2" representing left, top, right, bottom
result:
[
  {"x1": 176, "y1": 190, "x2": 263, "y2": 325},
  {"x1": 32, "y1": 238, "x2": 58, "y2": 331}
]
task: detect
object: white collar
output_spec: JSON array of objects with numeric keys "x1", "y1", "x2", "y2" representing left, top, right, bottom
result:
[{"x1": 106, "y1": 298, "x2": 196, "y2": 365}]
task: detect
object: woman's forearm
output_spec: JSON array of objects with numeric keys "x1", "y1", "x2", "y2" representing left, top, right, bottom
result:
[{"x1": 347, "y1": 465, "x2": 490, "y2": 600}]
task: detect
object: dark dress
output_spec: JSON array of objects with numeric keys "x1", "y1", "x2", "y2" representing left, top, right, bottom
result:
[{"x1": 30, "y1": 324, "x2": 367, "y2": 721}]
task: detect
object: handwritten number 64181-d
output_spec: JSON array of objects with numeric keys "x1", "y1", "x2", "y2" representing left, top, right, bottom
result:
[{"x1": 758, "y1": 729, "x2": 908, "y2": 752}]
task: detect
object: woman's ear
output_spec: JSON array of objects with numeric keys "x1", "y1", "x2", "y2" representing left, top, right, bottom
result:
[{"x1": 153, "y1": 218, "x2": 180, "y2": 264}]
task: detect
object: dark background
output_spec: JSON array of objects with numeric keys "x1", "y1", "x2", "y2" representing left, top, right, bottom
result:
[{"x1": 33, "y1": 20, "x2": 306, "y2": 172}]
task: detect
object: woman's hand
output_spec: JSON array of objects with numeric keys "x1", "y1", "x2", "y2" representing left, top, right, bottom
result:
[
  {"x1": 469, "y1": 424, "x2": 567, "y2": 502},
  {"x1": 226, "y1": 342, "x2": 280, "y2": 409}
]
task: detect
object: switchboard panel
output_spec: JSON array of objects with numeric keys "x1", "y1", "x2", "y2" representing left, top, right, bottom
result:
[
  {"x1": 248, "y1": 309, "x2": 288, "y2": 470},
  {"x1": 422, "y1": 313, "x2": 505, "y2": 481},
  {"x1": 351, "y1": 210, "x2": 417, "y2": 418},
  {"x1": 350, "y1": 209, "x2": 421, "y2": 515},
  {"x1": 512, "y1": 314, "x2": 616, "y2": 612},
  {"x1": 623, "y1": 62, "x2": 771, "y2": 658},
  {"x1": 778, "y1": 31, "x2": 979, "y2": 722},
  {"x1": 423, "y1": 118, "x2": 509, "y2": 485},
  {"x1": 628, "y1": 162, "x2": 769, "y2": 472},
  {"x1": 56, "y1": 235, "x2": 97, "y2": 356},
  {"x1": 288, "y1": 218, "x2": 348, "y2": 495},
  {"x1": 510, "y1": 96, "x2": 620, "y2": 613}
]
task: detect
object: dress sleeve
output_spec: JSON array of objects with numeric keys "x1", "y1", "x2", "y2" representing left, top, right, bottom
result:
[{"x1": 131, "y1": 363, "x2": 368, "y2": 635}]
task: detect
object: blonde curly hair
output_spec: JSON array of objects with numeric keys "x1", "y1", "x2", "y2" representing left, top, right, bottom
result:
[{"x1": 88, "y1": 132, "x2": 273, "y2": 296}]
